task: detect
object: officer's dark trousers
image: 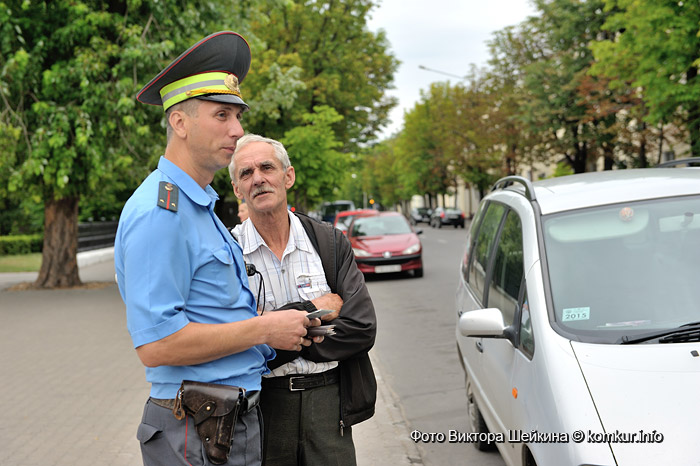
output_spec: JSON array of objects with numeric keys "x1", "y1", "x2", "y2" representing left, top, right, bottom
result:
[
  {"x1": 260, "y1": 381, "x2": 356, "y2": 466},
  {"x1": 137, "y1": 399, "x2": 263, "y2": 466}
]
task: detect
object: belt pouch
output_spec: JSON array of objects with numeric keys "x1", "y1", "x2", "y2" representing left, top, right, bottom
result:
[{"x1": 172, "y1": 380, "x2": 243, "y2": 465}]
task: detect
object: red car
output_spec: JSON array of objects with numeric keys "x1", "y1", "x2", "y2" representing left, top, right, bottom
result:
[
  {"x1": 347, "y1": 212, "x2": 423, "y2": 277},
  {"x1": 333, "y1": 209, "x2": 379, "y2": 235}
]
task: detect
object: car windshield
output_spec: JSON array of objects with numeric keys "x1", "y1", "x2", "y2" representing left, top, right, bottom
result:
[
  {"x1": 351, "y1": 216, "x2": 412, "y2": 237},
  {"x1": 543, "y1": 195, "x2": 700, "y2": 343},
  {"x1": 336, "y1": 215, "x2": 355, "y2": 227}
]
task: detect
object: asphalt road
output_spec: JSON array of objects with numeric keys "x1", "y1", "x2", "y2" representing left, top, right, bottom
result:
[{"x1": 365, "y1": 223, "x2": 507, "y2": 466}]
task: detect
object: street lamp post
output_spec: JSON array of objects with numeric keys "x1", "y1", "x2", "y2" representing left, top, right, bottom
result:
[{"x1": 418, "y1": 65, "x2": 467, "y2": 81}]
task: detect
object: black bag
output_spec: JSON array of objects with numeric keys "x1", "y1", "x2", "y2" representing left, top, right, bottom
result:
[{"x1": 172, "y1": 380, "x2": 244, "y2": 465}]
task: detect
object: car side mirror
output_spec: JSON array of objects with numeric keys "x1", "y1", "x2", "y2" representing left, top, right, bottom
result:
[{"x1": 459, "y1": 308, "x2": 509, "y2": 339}]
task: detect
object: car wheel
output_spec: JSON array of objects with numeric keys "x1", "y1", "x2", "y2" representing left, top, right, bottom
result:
[
  {"x1": 466, "y1": 374, "x2": 496, "y2": 451},
  {"x1": 524, "y1": 448, "x2": 538, "y2": 466},
  {"x1": 413, "y1": 268, "x2": 423, "y2": 278}
]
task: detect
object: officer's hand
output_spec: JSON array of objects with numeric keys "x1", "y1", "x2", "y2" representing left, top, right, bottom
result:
[
  {"x1": 310, "y1": 293, "x2": 343, "y2": 321},
  {"x1": 261, "y1": 310, "x2": 311, "y2": 351}
]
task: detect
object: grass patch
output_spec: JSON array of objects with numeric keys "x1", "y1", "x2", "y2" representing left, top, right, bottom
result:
[{"x1": 0, "y1": 253, "x2": 42, "y2": 273}]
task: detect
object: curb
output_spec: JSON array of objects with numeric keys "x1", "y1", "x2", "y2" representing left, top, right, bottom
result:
[
  {"x1": 77, "y1": 247, "x2": 114, "y2": 268},
  {"x1": 355, "y1": 352, "x2": 424, "y2": 465}
]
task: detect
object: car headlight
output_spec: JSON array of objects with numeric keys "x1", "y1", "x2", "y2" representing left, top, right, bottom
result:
[
  {"x1": 402, "y1": 243, "x2": 421, "y2": 255},
  {"x1": 352, "y1": 247, "x2": 371, "y2": 257}
]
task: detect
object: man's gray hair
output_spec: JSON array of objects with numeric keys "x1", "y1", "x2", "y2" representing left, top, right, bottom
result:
[{"x1": 229, "y1": 133, "x2": 291, "y2": 182}]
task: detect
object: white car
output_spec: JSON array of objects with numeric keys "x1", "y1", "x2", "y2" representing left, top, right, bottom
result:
[{"x1": 455, "y1": 168, "x2": 700, "y2": 466}]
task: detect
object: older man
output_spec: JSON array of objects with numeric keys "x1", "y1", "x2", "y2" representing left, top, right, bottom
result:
[
  {"x1": 229, "y1": 134, "x2": 377, "y2": 466},
  {"x1": 115, "y1": 33, "x2": 319, "y2": 466}
]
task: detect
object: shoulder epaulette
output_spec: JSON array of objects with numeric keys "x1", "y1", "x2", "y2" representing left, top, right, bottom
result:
[{"x1": 157, "y1": 181, "x2": 179, "y2": 212}]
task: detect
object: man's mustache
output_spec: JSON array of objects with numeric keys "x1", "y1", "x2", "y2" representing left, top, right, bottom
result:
[{"x1": 252, "y1": 186, "x2": 274, "y2": 198}]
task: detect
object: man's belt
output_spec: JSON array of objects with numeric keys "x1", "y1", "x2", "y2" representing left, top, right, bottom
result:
[
  {"x1": 262, "y1": 368, "x2": 339, "y2": 391},
  {"x1": 150, "y1": 389, "x2": 260, "y2": 414}
]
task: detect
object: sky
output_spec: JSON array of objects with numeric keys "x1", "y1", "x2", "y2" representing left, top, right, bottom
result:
[{"x1": 367, "y1": 0, "x2": 538, "y2": 138}]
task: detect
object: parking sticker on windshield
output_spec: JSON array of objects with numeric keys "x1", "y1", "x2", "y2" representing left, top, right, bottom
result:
[{"x1": 562, "y1": 307, "x2": 590, "y2": 322}]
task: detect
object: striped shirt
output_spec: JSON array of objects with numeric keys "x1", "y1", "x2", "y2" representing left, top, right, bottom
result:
[{"x1": 232, "y1": 211, "x2": 338, "y2": 376}]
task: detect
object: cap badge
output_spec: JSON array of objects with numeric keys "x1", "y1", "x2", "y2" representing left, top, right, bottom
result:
[{"x1": 225, "y1": 74, "x2": 240, "y2": 93}]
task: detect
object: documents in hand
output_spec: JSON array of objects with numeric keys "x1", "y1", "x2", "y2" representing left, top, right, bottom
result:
[{"x1": 306, "y1": 324, "x2": 336, "y2": 337}]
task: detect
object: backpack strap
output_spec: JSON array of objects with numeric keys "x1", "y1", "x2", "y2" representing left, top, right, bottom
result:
[{"x1": 295, "y1": 212, "x2": 338, "y2": 292}]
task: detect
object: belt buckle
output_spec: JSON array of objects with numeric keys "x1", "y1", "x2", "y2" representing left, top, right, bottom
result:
[{"x1": 288, "y1": 376, "x2": 305, "y2": 391}]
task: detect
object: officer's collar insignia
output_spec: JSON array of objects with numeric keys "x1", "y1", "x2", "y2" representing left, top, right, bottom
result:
[{"x1": 157, "y1": 181, "x2": 179, "y2": 212}]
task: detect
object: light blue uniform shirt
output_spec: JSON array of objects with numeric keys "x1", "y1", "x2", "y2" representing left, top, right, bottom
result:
[{"x1": 114, "y1": 157, "x2": 274, "y2": 398}]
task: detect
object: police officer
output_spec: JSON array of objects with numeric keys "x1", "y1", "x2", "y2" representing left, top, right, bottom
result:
[{"x1": 114, "y1": 32, "x2": 320, "y2": 466}]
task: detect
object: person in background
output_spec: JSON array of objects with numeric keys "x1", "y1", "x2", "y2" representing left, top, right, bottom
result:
[
  {"x1": 229, "y1": 133, "x2": 377, "y2": 466},
  {"x1": 114, "y1": 32, "x2": 320, "y2": 466},
  {"x1": 238, "y1": 201, "x2": 249, "y2": 222}
]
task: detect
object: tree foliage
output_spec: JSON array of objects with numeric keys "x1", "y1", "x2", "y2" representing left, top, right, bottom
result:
[
  {"x1": 374, "y1": 0, "x2": 700, "y2": 206},
  {"x1": 282, "y1": 105, "x2": 348, "y2": 211},
  {"x1": 0, "y1": 0, "x2": 401, "y2": 287},
  {"x1": 0, "y1": 0, "x2": 248, "y2": 286},
  {"x1": 590, "y1": 0, "x2": 700, "y2": 156},
  {"x1": 235, "y1": 0, "x2": 399, "y2": 148}
]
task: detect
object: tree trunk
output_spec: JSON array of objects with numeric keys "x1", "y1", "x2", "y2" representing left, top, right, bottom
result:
[
  {"x1": 687, "y1": 67, "x2": 700, "y2": 157},
  {"x1": 603, "y1": 151, "x2": 614, "y2": 170},
  {"x1": 35, "y1": 196, "x2": 82, "y2": 288},
  {"x1": 506, "y1": 143, "x2": 517, "y2": 175},
  {"x1": 638, "y1": 129, "x2": 648, "y2": 168},
  {"x1": 657, "y1": 123, "x2": 665, "y2": 165}
]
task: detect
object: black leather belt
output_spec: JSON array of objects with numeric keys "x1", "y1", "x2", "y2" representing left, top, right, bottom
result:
[
  {"x1": 150, "y1": 390, "x2": 260, "y2": 414},
  {"x1": 262, "y1": 368, "x2": 339, "y2": 391}
]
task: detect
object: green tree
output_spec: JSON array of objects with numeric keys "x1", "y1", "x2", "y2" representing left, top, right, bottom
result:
[
  {"x1": 282, "y1": 105, "x2": 349, "y2": 211},
  {"x1": 0, "y1": 1, "x2": 244, "y2": 287},
  {"x1": 486, "y1": 26, "x2": 540, "y2": 176},
  {"x1": 395, "y1": 95, "x2": 452, "y2": 207},
  {"x1": 237, "y1": 0, "x2": 399, "y2": 148},
  {"x1": 391, "y1": 80, "x2": 503, "y2": 205},
  {"x1": 516, "y1": 0, "x2": 616, "y2": 173},
  {"x1": 360, "y1": 138, "x2": 410, "y2": 209},
  {"x1": 590, "y1": 0, "x2": 700, "y2": 157}
]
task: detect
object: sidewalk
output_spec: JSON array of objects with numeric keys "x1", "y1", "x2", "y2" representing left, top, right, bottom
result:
[{"x1": 0, "y1": 251, "x2": 421, "y2": 466}]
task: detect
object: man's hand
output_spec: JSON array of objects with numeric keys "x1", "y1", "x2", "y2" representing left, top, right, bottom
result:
[
  {"x1": 260, "y1": 310, "x2": 321, "y2": 351},
  {"x1": 310, "y1": 293, "x2": 343, "y2": 321}
]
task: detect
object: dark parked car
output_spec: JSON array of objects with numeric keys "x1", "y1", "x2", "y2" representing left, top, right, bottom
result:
[
  {"x1": 320, "y1": 200, "x2": 356, "y2": 223},
  {"x1": 430, "y1": 207, "x2": 465, "y2": 228},
  {"x1": 409, "y1": 207, "x2": 432, "y2": 225}
]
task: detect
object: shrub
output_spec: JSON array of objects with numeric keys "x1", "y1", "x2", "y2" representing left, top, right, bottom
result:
[{"x1": 0, "y1": 234, "x2": 43, "y2": 256}]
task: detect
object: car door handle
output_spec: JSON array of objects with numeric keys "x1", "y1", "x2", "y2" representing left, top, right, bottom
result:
[{"x1": 475, "y1": 340, "x2": 483, "y2": 353}]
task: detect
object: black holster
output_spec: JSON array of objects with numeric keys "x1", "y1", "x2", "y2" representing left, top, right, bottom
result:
[{"x1": 172, "y1": 380, "x2": 244, "y2": 465}]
